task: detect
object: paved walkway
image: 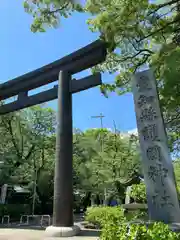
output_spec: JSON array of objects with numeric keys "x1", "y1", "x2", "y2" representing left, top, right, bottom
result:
[
  {"x1": 0, "y1": 228, "x2": 99, "y2": 240},
  {"x1": 0, "y1": 214, "x2": 99, "y2": 239}
]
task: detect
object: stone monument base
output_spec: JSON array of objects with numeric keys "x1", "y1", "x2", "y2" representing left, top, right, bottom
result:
[
  {"x1": 169, "y1": 223, "x2": 180, "y2": 232},
  {"x1": 45, "y1": 225, "x2": 80, "y2": 238}
]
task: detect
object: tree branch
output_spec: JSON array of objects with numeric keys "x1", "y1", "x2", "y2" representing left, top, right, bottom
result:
[
  {"x1": 165, "y1": 113, "x2": 180, "y2": 125},
  {"x1": 147, "y1": 0, "x2": 179, "y2": 16},
  {"x1": 24, "y1": 144, "x2": 36, "y2": 161},
  {"x1": 18, "y1": 118, "x2": 24, "y2": 157},
  {"x1": 137, "y1": 16, "x2": 180, "y2": 43},
  {"x1": 115, "y1": 49, "x2": 153, "y2": 64},
  {"x1": 42, "y1": 2, "x2": 70, "y2": 16},
  {"x1": 133, "y1": 54, "x2": 151, "y2": 73},
  {"x1": 6, "y1": 119, "x2": 22, "y2": 160}
]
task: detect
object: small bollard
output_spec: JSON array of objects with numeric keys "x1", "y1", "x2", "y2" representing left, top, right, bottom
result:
[
  {"x1": 27, "y1": 215, "x2": 40, "y2": 226},
  {"x1": 40, "y1": 215, "x2": 51, "y2": 227},
  {"x1": 2, "y1": 215, "x2": 10, "y2": 225},
  {"x1": 20, "y1": 215, "x2": 28, "y2": 225}
]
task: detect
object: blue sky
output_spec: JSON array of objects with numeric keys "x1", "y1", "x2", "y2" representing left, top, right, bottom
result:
[{"x1": 0, "y1": 0, "x2": 137, "y2": 132}]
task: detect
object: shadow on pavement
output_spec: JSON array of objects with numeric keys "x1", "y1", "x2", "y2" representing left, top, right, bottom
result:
[
  {"x1": 0, "y1": 224, "x2": 45, "y2": 230},
  {"x1": 79, "y1": 229, "x2": 100, "y2": 237}
]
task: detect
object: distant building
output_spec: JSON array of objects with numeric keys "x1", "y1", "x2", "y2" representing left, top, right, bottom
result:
[{"x1": 0, "y1": 184, "x2": 30, "y2": 204}]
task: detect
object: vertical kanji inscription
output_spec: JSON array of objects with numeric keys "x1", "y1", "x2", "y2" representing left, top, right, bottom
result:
[{"x1": 132, "y1": 69, "x2": 180, "y2": 223}]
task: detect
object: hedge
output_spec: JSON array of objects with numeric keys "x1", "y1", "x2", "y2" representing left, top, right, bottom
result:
[
  {"x1": 85, "y1": 206, "x2": 180, "y2": 239},
  {"x1": 0, "y1": 204, "x2": 31, "y2": 221}
]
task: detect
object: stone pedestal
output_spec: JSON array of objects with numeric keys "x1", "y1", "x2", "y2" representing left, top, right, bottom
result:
[
  {"x1": 169, "y1": 223, "x2": 180, "y2": 232},
  {"x1": 45, "y1": 225, "x2": 80, "y2": 238}
]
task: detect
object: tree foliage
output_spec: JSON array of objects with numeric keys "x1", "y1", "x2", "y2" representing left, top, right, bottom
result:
[
  {"x1": 0, "y1": 105, "x2": 56, "y2": 212},
  {"x1": 23, "y1": 0, "x2": 83, "y2": 32},
  {"x1": 73, "y1": 128, "x2": 142, "y2": 203},
  {"x1": 130, "y1": 182, "x2": 147, "y2": 203},
  {"x1": 85, "y1": 0, "x2": 180, "y2": 152},
  {"x1": 23, "y1": 0, "x2": 180, "y2": 153},
  {"x1": 1, "y1": 103, "x2": 180, "y2": 214},
  {"x1": 0, "y1": 103, "x2": 142, "y2": 211}
]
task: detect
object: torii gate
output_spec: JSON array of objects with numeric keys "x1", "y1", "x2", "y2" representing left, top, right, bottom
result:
[{"x1": 0, "y1": 40, "x2": 107, "y2": 237}]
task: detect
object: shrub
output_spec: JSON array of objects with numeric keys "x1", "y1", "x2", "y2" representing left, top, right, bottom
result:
[
  {"x1": 100, "y1": 221, "x2": 180, "y2": 240},
  {"x1": 147, "y1": 222, "x2": 180, "y2": 240},
  {"x1": 101, "y1": 223, "x2": 148, "y2": 240},
  {"x1": 85, "y1": 206, "x2": 125, "y2": 228},
  {"x1": 125, "y1": 209, "x2": 148, "y2": 221},
  {"x1": 176, "y1": 185, "x2": 180, "y2": 198},
  {"x1": 0, "y1": 204, "x2": 31, "y2": 221},
  {"x1": 85, "y1": 205, "x2": 180, "y2": 239},
  {"x1": 130, "y1": 182, "x2": 147, "y2": 203}
]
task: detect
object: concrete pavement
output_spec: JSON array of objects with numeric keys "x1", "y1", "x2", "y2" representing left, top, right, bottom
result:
[{"x1": 0, "y1": 228, "x2": 100, "y2": 240}]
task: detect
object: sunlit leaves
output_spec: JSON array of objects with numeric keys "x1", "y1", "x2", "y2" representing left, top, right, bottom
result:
[
  {"x1": 23, "y1": 0, "x2": 180, "y2": 153},
  {"x1": 84, "y1": 0, "x2": 180, "y2": 153},
  {"x1": 23, "y1": 0, "x2": 84, "y2": 32},
  {"x1": 0, "y1": 105, "x2": 56, "y2": 185},
  {"x1": 73, "y1": 128, "x2": 141, "y2": 199}
]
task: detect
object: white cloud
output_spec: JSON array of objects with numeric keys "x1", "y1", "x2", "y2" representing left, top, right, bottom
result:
[
  {"x1": 127, "y1": 128, "x2": 138, "y2": 135},
  {"x1": 83, "y1": 128, "x2": 139, "y2": 137},
  {"x1": 119, "y1": 128, "x2": 138, "y2": 139}
]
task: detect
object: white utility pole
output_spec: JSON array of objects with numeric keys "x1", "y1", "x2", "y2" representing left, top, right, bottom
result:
[{"x1": 91, "y1": 113, "x2": 107, "y2": 205}]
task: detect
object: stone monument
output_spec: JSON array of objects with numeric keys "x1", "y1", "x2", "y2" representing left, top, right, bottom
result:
[{"x1": 132, "y1": 69, "x2": 180, "y2": 223}]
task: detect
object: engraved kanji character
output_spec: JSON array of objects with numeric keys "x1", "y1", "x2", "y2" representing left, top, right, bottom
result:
[
  {"x1": 152, "y1": 190, "x2": 159, "y2": 206},
  {"x1": 160, "y1": 191, "x2": 174, "y2": 208},
  {"x1": 139, "y1": 106, "x2": 157, "y2": 122},
  {"x1": 146, "y1": 145, "x2": 161, "y2": 161},
  {"x1": 148, "y1": 166, "x2": 158, "y2": 182},
  {"x1": 138, "y1": 95, "x2": 154, "y2": 107},
  {"x1": 152, "y1": 189, "x2": 174, "y2": 208},
  {"x1": 148, "y1": 163, "x2": 168, "y2": 185},
  {"x1": 141, "y1": 124, "x2": 159, "y2": 141},
  {"x1": 136, "y1": 75, "x2": 152, "y2": 92}
]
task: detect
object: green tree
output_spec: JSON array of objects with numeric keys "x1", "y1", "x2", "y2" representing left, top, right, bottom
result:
[
  {"x1": 73, "y1": 128, "x2": 142, "y2": 205},
  {"x1": 0, "y1": 112, "x2": 36, "y2": 184},
  {"x1": 0, "y1": 105, "x2": 56, "y2": 213},
  {"x1": 85, "y1": 0, "x2": 180, "y2": 152},
  {"x1": 24, "y1": 0, "x2": 180, "y2": 153},
  {"x1": 0, "y1": 102, "x2": 142, "y2": 211},
  {"x1": 174, "y1": 159, "x2": 180, "y2": 187},
  {"x1": 130, "y1": 182, "x2": 147, "y2": 203}
]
